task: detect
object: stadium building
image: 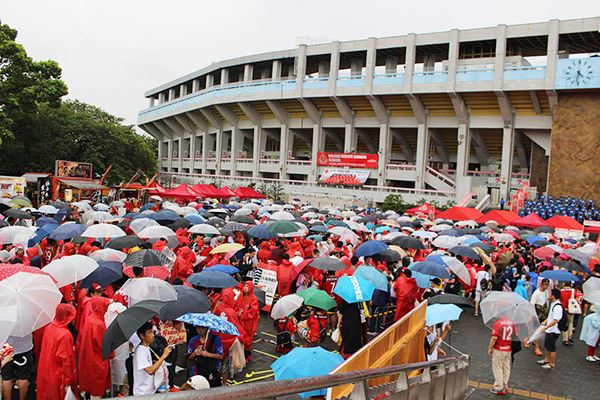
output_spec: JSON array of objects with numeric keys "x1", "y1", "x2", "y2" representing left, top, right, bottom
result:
[{"x1": 138, "y1": 17, "x2": 600, "y2": 205}]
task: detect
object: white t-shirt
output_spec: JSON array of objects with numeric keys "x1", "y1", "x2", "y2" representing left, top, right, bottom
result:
[
  {"x1": 530, "y1": 289, "x2": 548, "y2": 306},
  {"x1": 475, "y1": 271, "x2": 489, "y2": 291},
  {"x1": 426, "y1": 331, "x2": 439, "y2": 361},
  {"x1": 133, "y1": 345, "x2": 155, "y2": 396},
  {"x1": 546, "y1": 300, "x2": 563, "y2": 334}
]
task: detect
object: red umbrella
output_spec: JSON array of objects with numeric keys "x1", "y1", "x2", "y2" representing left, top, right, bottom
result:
[
  {"x1": 0, "y1": 264, "x2": 57, "y2": 283},
  {"x1": 533, "y1": 246, "x2": 563, "y2": 260},
  {"x1": 504, "y1": 230, "x2": 520, "y2": 240},
  {"x1": 123, "y1": 265, "x2": 170, "y2": 281}
]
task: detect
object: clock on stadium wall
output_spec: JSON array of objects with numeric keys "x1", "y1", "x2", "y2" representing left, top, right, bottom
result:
[{"x1": 555, "y1": 58, "x2": 600, "y2": 89}]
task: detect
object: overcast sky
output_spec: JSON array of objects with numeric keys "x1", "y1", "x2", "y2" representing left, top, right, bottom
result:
[{"x1": 3, "y1": 1, "x2": 599, "y2": 129}]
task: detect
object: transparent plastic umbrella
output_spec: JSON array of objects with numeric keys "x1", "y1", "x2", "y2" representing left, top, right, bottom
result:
[
  {"x1": 129, "y1": 218, "x2": 160, "y2": 235},
  {"x1": 0, "y1": 305, "x2": 18, "y2": 344},
  {"x1": 480, "y1": 291, "x2": 540, "y2": 339},
  {"x1": 88, "y1": 248, "x2": 127, "y2": 262},
  {"x1": 0, "y1": 226, "x2": 35, "y2": 246},
  {"x1": 583, "y1": 276, "x2": 600, "y2": 305},
  {"x1": 119, "y1": 277, "x2": 177, "y2": 306},
  {"x1": 82, "y1": 223, "x2": 126, "y2": 238},
  {"x1": 188, "y1": 224, "x2": 221, "y2": 235},
  {"x1": 271, "y1": 294, "x2": 304, "y2": 320},
  {"x1": 42, "y1": 255, "x2": 100, "y2": 287}
]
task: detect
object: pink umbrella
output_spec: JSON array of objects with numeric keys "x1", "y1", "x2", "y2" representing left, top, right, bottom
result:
[
  {"x1": 0, "y1": 264, "x2": 57, "y2": 283},
  {"x1": 123, "y1": 265, "x2": 170, "y2": 281}
]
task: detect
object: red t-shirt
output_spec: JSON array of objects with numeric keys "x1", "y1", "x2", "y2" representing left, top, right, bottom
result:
[
  {"x1": 307, "y1": 314, "x2": 328, "y2": 342},
  {"x1": 492, "y1": 318, "x2": 516, "y2": 351}
]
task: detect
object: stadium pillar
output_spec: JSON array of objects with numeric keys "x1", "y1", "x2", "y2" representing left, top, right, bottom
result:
[
  {"x1": 499, "y1": 124, "x2": 515, "y2": 204},
  {"x1": 244, "y1": 64, "x2": 253, "y2": 84},
  {"x1": 231, "y1": 127, "x2": 241, "y2": 176},
  {"x1": 201, "y1": 132, "x2": 208, "y2": 174},
  {"x1": 455, "y1": 124, "x2": 473, "y2": 201},
  {"x1": 329, "y1": 41, "x2": 340, "y2": 93},
  {"x1": 296, "y1": 44, "x2": 307, "y2": 90},
  {"x1": 272, "y1": 60, "x2": 282, "y2": 81},
  {"x1": 344, "y1": 124, "x2": 355, "y2": 153},
  {"x1": 310, "y1": 123, "x2": 322, "y2": 182},
  {"x1": 166, "y1": 139, "x2": 173, "y2": 171},
  {"x1": 377, "y1": 122, "x2": 390, "y2": 186},
  {"x1": 279, "y1": 124, "x2": 290, "y2": 180},
  {"x1": 215, "y1": 129, "x2": 223, "y2": 175},
  {"x1": 414, "y1": 122, "x2": 430, "y2": 190},
  {"x1": 252, "y1": 126, "x2": 261, "y2": 178}
]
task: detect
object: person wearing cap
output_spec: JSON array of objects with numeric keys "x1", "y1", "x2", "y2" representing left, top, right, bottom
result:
[{"x1": 528, "y1": 278, "x2": 550, "y2": 355}]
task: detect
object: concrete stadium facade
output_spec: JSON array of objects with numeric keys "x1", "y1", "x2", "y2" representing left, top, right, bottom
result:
[{"x1": 138, "y1": 17, "x2": 600, "y2": 206}]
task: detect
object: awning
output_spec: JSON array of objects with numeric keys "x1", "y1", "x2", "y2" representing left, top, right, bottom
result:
[
  {"x1": 57, "y1": 178, "x2": 108, "y2": 190},
  {"x1": 21, "y1": 172, "x2": 52, "y2": 183}
]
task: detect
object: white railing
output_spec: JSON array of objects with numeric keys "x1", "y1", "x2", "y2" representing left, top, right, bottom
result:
[{"x1": 426, "y1": 166, "x2": 456, "y2": 187}]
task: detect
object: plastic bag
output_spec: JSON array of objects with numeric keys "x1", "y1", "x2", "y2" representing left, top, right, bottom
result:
[
  {"x1": 331, "y1": 328, "x2": 341, "y2": 345},
  {"x1": 230, "y1": 338, "x2": 246, "y2": 370},
  {"x1": 64, "y1": 386, "x2": 76, "y2": 400}
]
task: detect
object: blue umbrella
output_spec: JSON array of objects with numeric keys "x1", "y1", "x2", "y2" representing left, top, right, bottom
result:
[
  {"x1": 353, "y1": 240, "x2": 389, "y2": 257},
  {"x1": 374, "y1": 226, "x2": 391, "y2": 234},
  {"x1": 271, "y1": 346, "x2": 344, "y2": 399},
  {"x1": 409, "y1": 261, "x2": 451, "y2": 279},
  {"x1": 354, "y1": 265, "x2": 388, "y2": 291},
  {"x1": 122, "y1": 212, "x2": 140, "y2": 219},
  {"x1": 54, "y1": 207, "x2": 68, "y2": 223},
  {"x1": 48, "y1": 223, "x2": 87, "y2": 241},
  {"x1": 140, "y1": 203, "x2": 156, "y2": 212},
  {"x1": 438, "y1": 229, "x2": 464, "y2": 237},
  {"x1": 148, "y1": 210, "x2": 179, "y2": 222},
  {"x1": 327, "y1": 220, "x2": 349, "y2": 228},
  {"x1": 462, "y1": 237, "x2": 482, "y2": 245},
  {"x1": 187, "y1": 271, "x2": 239, "y2": 288},
  {"x1": 526, "y1": 236, "x2": 546, "y2": 245},
  {"x1": 80, "y1": 260, "x2": 123, "y2": 289},
  {"x1": 333, "y1": 275, "x2": 375, "y2": 303},
  {"x1": 308, "y1": 225, "x2": 329, "y2": 233},
  {"x1": 425, "y1": 304, "x2": 463, "y2": 326},
  {"x1": 306, "y1": 234, "x2": 323, "y2": 242},
  {"x1": 176, "y1": 313, "x2": 240, "y2": 336},
  {"x1": 35, "y1": 216, "x2": 59, "y2": 228},
  {"x1": 184, "y1": 214, "x2": 206, "y2": 225},
  {"x1": 247, "y1": 225, "x2": 278, "y2": 239},
  {"x1": 204, "y1": 264, "x2": 240, "y2": 274},
  {"x1": 540, "y1": 270, "x2": 581, "y2": 283},
  {"x1": 412, "y1": 270, "x2": 436, "y2": 289},
  {"x1": 28, "y1": 223, "x2": 59, "y2": 247}
]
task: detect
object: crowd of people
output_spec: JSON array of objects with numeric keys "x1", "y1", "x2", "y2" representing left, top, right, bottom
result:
[{"x1": 0, "y1": 194, "x2": 599, "y2": 399}]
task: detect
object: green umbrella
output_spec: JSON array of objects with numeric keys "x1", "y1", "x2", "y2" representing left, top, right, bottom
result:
[
  {"x1": 296, "y1": 287, "x2": 337, "y2": 310},
  {"x1": 519, "y1": 233, "x2": 535, "y2": 240},
  {"x1": 266, "y1": 220, "x2": 303, "y2": 235}
]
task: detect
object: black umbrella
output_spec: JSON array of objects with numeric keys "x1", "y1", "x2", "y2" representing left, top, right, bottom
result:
[
  {"x1": 553, "y1": 260, "x2": 588, "y2": 274},
  {"x1": 427, "y1": 293, "x2": 474, "y2": 307},
  {"x1": 222, "y1": 221, "x2": 249, "y2": 232},
  {"x1": 102, "y1": 300, "x2": 168, "y2": 360},
  {"x1": 255, "y1": 287, "x2": 266, "y2": 305},
  {"x1": 168, "y1": 217, "x2": 191, "y2": 231},
  {"x1": 535, "y1": 226, "x2": 555, "y2": 234},
  {"x1": 200, "y1": 212, "x2": 213, "y2": 219},
  {"x1": 469, "y1": 242, "x2": 493, "y2": 255},
  {"x1": 149, "y1": 210, "x2": 179, "y2": 222},
  {"x1": 463, "y1": 228, "x2": 483, "y2": 235},
  {"x1": 372, "y1": 249, "x2": 402, "y2": 263},
  {"x1": 231, "y1": 215, "x2": 256, "y2": 225},
  {"x1": 294, "y1": 218, "x2": 310, "y2": 227},
  {"x1": 158, "y1": 286, "x2": 211, "y2": 321},
  {"x1": 2, "y1": 209, "x2": 32, "y2": 219},
  {"x1": 117, "y1": 220, "x2": 129, "y2": 231},
  {"x1": 309, "y1": 225, "x2": 329, "y2": 233},
  {"x1": 0, "y1": 220, "x2": 8, "y2": 228},
  {"x1": 50, "y1": 200, "x2": 67, "y2": 209},
  {"x1": 124, "y1": 249, "x2": 171, "y2": 267},
  {"x1": 207, "y1": 217, "x2": 225, "y2": 228},
  {"x1": 274, "y1": 200, "x2": 285, "y2": 205},
  {"x1": 391, "y1": 236, "x2": 425, "y2": 250},
  {"x1": 219, "y1": 229, "x2": 235, "y2": 236},
  {"x1": 309, "y1": 257, "x2": 345, "y2": 271},
  {"x1": 105, "y1": 235, "x2": 144, "y2": 249},
  {"x1": 533, "y1": 240, "x2": 550, "y2": 246},
  {"x1": 357, "y1": 216, "x2": 377, "y2": 223},
  {"x1": 80, "y1": 260, "x2": 124, "y2": 289},
  {"x1": 187, "y1": 271, "x2": 239, "y2": 288},
  {"x1": 449, "y1": 246, "x2": 481, "y2": 261}
]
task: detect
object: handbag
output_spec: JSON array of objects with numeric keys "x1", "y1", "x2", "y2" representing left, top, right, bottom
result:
[{"x1": 568, "y1": 290, "x2": 582, "y2": 314}]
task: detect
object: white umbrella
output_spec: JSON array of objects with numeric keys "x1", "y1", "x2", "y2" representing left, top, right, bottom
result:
[
  {"x1": 88, "y1": 248, "x2": 127, "y2": 262},
  {"x1": 432, "y1": 236, "x2": 462, "y2": 249},
  {"x1": 583, "y1": 276, "x2": 600, "y2": 305},
  {"x1": 283, "y1": 204, "x2": 295, "y2": 210},
  {"x1": 440, "y1": 255, "x2": 471, "y2": 285},
  {"x1": 412, "y1": 230, "x2": 438, "y2": 239},
  {"x1": 180, "y1": 207, "x2": 198, "y2": 216},
  {"x1": 492, "y1": 233, "x2": 516, "y2": 243},
  {"x1": 243, "y1": 203, "x2": 260, "y2": 211},
  {"x1": 84, "y1": 211, "x2": 120, "y2": 226},
  {"x1": 129, "y1": 218, "x2": 160, "y2": 235},
  {"x1": 455, "y1": 220, "x2": 478, "y2": 228},
  {"x1": 345, "y1": 220, "x2": 369, "y2": 232},
  {"x1": 485, "y1": 220, "x2": 498, "y2": 228},
  {"x1": 430, "y1": 224, "x2": 453, "y2": 232},
  {"x1": 0, "y1": 226, "x2": 35, "y2": 246},
  {"x1": 164, "y1": 204, "x2": 184, "y2": 215},
  {"x1": 71, "y1": 201, "x2": 93, "y2": 212},
  {"x1": 137, "y1": 226, "x2": 179, "y2": 247},
  {"x1": 38, "y1": 205, "x2": 58, "y2": 215},
  {"x1": 328, "y1": 226, "x2": 359, "y2": 245},
  {"x1": 480, "y1": 291, "x2": 540, "y2": 340},
  {"x1": 94, "y1": 203, "x2": 110, "y2": 211},
  {"x1": 504, "y1": 226, "x2": 519, "y2": 231},
  {"x1": 42, "y1": 255, "x2": 100, "y2": 287},
  {"x1": 0, "y1": 272, "x2": 62, "y2": 336},
  {"x1": 0, "y1": 305, "x2": 18, "y2": 344},
  {"x1": 270, "y1": 211, "x2": 295, "y2": 221},
  {"x1": 110, "y1": 200, "x2": 125, "y2": 208},
  {"x1": 119, "y1": 277, "x2": 177, "y2": 306},
  {"x1": 271, "y1": 294, "x2": 304, "y2": 320},
  {"x1": 82, "y1": 223, "x2": 126, "y2": 238},
  {"x1": 234, "y1": 208, "x2": 253, "y2": 216},
  {"x1": 149, "y1": 195, "x2": 163, "y2": 202},
  {"x1": 397, "y1": 216, "x2": 413, "y2": 223},
  {"x1": 188, "y1": 224, "x2": 220, "y2": 235}
]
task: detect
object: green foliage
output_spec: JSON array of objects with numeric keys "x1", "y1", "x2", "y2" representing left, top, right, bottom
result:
[
  {"x1": 269, "y1": 182, "x2": 285, "y2": 201},
  {"x1": 0, "y1": 23, "x2": 68, "y2": 144},
  {"x1": 255, "y1": 182, "x2": 269, "y2": 197},
  {"x1": 0, "y1": 100, "x2": 157, "y2": 186}
]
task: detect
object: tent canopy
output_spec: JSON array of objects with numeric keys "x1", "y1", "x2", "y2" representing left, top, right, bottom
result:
[
  {"x1": 510, "y1": 213, "x2": 548, "y2": 228},
  {"x1": 147, "y1": 182, "x2": 166, "y2": 195},
  {"x1": 546, "y1": 215, "x2": 583, "y2": 231},
  {"x1": 436, "y1": 206, "x2": 483, "y2": 221},
  {"x1": 160, "y1": 183, "x2": 200, "y2": 200},
  {"x1": 233, "y1": 187, "x2": 266, "y2": 199},
  {"x1": 475, "y1": 210, "x2": 520, "y2": 226},
  {"x1": 406, "y1": 203, "x2": 438, "y2": 216},
  {"x1": 191, "y1": 184, "x2": 232, "y2": 199}
]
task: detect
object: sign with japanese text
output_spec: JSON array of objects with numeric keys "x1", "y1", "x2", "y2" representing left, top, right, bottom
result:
[
  {"x1": 316, "y1": 152, "x2": 378, "y2": 168},
  {"x1": 55, "y1": 160, "x2": 92, "y2": 179}
]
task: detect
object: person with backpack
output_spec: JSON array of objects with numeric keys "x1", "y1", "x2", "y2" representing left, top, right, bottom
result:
[
  {"x1": 537, "y1": 288, "x2": 565, "y2": 370},
  {"x1": 297, "y1": 309, "x2": 328, "y2": 347},
  {"x1": 187, "y1": 326, "x2": 224, "y2": 388},
  {"x1": 491, "y1": 266, "x2": 511, "y2": 292},
  {"x1": 337, "y1": 300, "x2": 367, "y2": 359},
  {"x1": 474, "y1": 265, "x2": 492, "y2": 317}
]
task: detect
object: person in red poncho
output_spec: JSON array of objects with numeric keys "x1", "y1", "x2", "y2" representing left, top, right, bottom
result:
[
  {"x1": 214, "y1": 290, "x2": 247, "y2": 385},
  {"x1": 171, "y1": 246, "x2": 196, "y2": 283},
  {"x1": 393, "y1": 269, "x2": 419, "y2": 321},
  {"x1": 276, "y1": 254, "x2": 295, "y2": 297},
  {"x1": 152, "y1": 238, "x2": 168, "y2": 253},
  {"x1": 78, "y1": 296, "x2": 111, "y2": 399},
  {"x1": 237, "y1": 281, "x2": 259, "y2": 357},
  {"x1": 257, "y1": 241, "x2": 272, "y2": 263},
  {"x1": 36, "y1": 304, "x2": 78, "y2": 400}
]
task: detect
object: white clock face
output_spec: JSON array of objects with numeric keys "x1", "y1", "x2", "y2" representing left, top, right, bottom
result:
[{"x1": 564, "y1": 59, "x2": 593, "y2": 86}]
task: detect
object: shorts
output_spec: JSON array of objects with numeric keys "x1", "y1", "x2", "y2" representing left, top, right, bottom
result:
[
  {"x1": 475, "y1": 290, "x2": 487, "y2": 302},
  {"x1": 1, "y1": 350, "x2": 34, "y2": 381},
  {"x1": 544, "y1": 332, "x2": 560, "y2": 352},
  {"x1": 218, "y1": 355, "x2": 230, "y2": 373}
]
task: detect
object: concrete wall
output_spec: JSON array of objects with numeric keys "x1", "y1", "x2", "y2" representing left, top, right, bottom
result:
[
  {"x1": 529, "y1": 142, "x2": 549, "y2": 194},
  {"x1": 547, "y1": 92, "x2": 600, "y2": 199}
]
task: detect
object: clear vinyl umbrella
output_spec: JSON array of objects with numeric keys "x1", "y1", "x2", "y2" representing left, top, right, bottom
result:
[
  {"x1": 480, "y1": 291, "x2": 540, "y2": 339},
  {"x1": 270, "y1": 294, "x2": 304, "y2": 320},
  {"x1": 583, "y1": 276, "x2": 600, "y2": 305},
  {"x1": 88, "y1": 248, "x2": 127, "y2": 262},
  {"x1": 0, "y1": 272, "x2": 62, "y2": 336},
  {"x1": 0, "y1": 305, "x2": 18, "y2": 343},
  {"x1": 42, "y1": 255, "x2": 100, "y2": 287},
  {"x1": 82, "y1": 223, "x2": 127, "y2": 238},
  {"x1": 119, "y1": 277, "x2": 177, "y2": 306},
  {"x1": 137, "y1": 226, "x2": 179, "y2": 248},
  {"x1": 129, "y1": 218, "x2": 160, "y2": 235},
  {"x1": 0, "y1": 226, "x2": 35, "y2": 246}
]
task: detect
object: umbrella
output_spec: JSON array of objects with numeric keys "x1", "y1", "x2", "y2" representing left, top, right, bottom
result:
[
  {"x1": 448, "y1": 246, "x2": 481, "y2": 261},
  {"x1": 492, "y1": 233, "x2": 516, "y2": 243},
  {"x1": 124, "y1": 249, "x2": 171, "y2": 268},
  {"x1": 129, "y1": 218, "x2": 160, "y2": 235},
  {"x1": 168, "y1": 218, "x2": 191, "y2": 231},
  {"x1": 296, "y1": 287, "x2": 337, "y2": 310},
  {"x1": 425, "y1": 304, "x2": 463, "y2": 326},
  {"x1": 2, "y1": 208, "x2": 32, "y2": 220},
  {"x1": 27, "y1": 223, "x2": 59, "y2": 247},
  {"x1": 553, "y1": 260, "x2": 589, "y2": 274},
  {"x1": 47, "y1": 223, "x2": 87, "y2": 241},
  {"x1": 102, "y1": 300, "x2": 168, "y2": 360},
  {"x1": 0, "y1": 272, "x2": 62, "y2": 336},
  {"x1": 391, "y1": 236, "x2": 425, "y2": 250},
  {"x1": 137, "y1": 226, "x2": 178, "y2": 246},
  {"x1": 427, "y1": 293, "x2": 474, "y2": 307},
  {"x1": 583, "y1": 276, "x2": 600, "y2": 305},
  {"x1": 148, "y1": 210, "x2": 179, "y2": 222},
  {"x1": 88, "y1": 248, "x2": 128, "y2": 262},
  {"x1": 206, "y1": 217, "x2": 226, "y2": 228},
  {"x1": 535, "y1": 226, "x2": 555, "y2": 233},
  {"x1": 35, "y1": 216, "x2": 60, "y2": 228},
  {"x1": 231, "y1": 215, "x2": 256, "y2": 225},
  {"x1": 270, "y1": 211, "x2": 296, "y2": 221},
  {"x1": 82, "y1": 223, "x2": 126, "y2": 238},
  {"x1": 123, "y1": 265, "x2": 170, "y2": 280},
  {"x1": 525, "y1": 235, "x2": 546, "y2": 245},
  {"x1": 38, "y1": 205, "x2": 58, "y2": 215},
  {"x1": 0, "y1": 264, "x2": 57, "y2": 283},
  {"x1": 247, "y1": 225, "x2": 278, "y2": 239},
  {"x1": 480, "y1": 291, "x2": 540, "y2": 339},
  {"x1": 222, "y1": 221, "x2": 249, "y2": 232},
  {"x1": 270, "y1": 294, "x2": 304, "y2": 320},
  {"x1": 105, "y1": 235, "x2": 144, "y2": 249},
  {"x1": 427, "y1": 255, "x2": 471, "y2": 285},
  {"x1": 266, "y1": 220, "x2": 306, "y2": 236},
  {"x1": 176, "y1": 313, "x2": 240, "y2": 335},
  {"x1": 409, "y1": 261, "x2": 451, "y2": 279},
  {"x1": 540, "y1": 270, "x2": 580, "y2": 282},
  {"x1": 309, "y1": 257, "x2": 346, "y2": 271},
  {"x1": 563, "y1": 249, "x2": 592, "y2": 265},
  {"x1": 204, "y1": 264, "x2": 240, "y2": 274},
  {"x1": 353, "y1": 240, "x2": 389, "y2": 257},
  {"x1": 372, "y1": 249, "x2": 402, "y2": 263},
  {"x1": 119, "y1": 277, "x2": 177, "y2": 305},
  {"x1": 0, "y1": 305, "x2": 18, "y2": 344},
  {"x1": 80, "y1": 260, "x2": 123, "y2": 289},
  {"x1": 10, "y1": 196, "x2": 32, "y2": 206},
  {"x1": 432, "y1": 236, "x2": 462, "y2": 249},
  {"x1": 533, "y1": 246, "x2": 563, "y2": 260},
  {"x1": 333, "y1": 275, "x2": 375, "y2": 303},
  {"x1": 308, "y1": 225, "x2": 329, "y2": 233},
  {"x1": 412, "y1": 230, "x2": 438, "y2": 239},
  {"x1": 0, "y1": 226, "x2": 35, "y2": 245},
  {"x1": 271, "y1": 346, "x2": 344, "y2": 399},
  {"x1": 42, "y1": 255, "x2": 99, "y2": 287},
  {"x1": 158, "y1": 286, "x2": 211, "y2": 321},
  {"x1": 188, "y1": 224, "x2": 221, "y2": 235},
  {"x1": 353, "y1": 265, "x2": 388, "y2": 291},
  {"x1": 210, "y1": 243, "x2": 244, "y2": 254},
  {"x1": 187, "y1": 271, "x2": 239, "y2": 288}
]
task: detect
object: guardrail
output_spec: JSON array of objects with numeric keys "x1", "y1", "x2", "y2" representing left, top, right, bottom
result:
[
  {"x1": 455, "y1": 68, "x2": 495, "y2": 82},
  {"x1": 386, "y1": 164, "x2": 417, "y2": 171},
  {"x1": 287, "y1": 159, "x2": 311, "y2": 164},
  {"x1": 503, "y1": 65, "x2": 546, "y2": 80},
  {"x1": 427, "y1": 166, "x2": 456, "y2": 187},
  {"x1": 412, "y1": 70, "x2": 448, "y2": 83}
]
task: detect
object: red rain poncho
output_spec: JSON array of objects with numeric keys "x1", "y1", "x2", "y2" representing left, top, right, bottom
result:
[
  {"x1": 214, "y1": 290, "x2": 248, "y2": 354},
  {"x1": 171, "y1": 246, "x2": 196, "y2": 283},
  {"x1": 393, "y1": 275, "x2": 419, "y2": 321},
  {"x1": 237, "y1": 281, "x2": 259, "y2": 350},
  {"x1": 276, "y1": 259, "x2": 295, "y2": 297},
  {"x1": 78, "y1": 297, "x2": 111, "y2": 396}
]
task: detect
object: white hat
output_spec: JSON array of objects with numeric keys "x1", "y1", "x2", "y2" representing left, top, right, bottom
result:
[{"x1": 188, "y1": 375, "x2": 210, "y2": 390}]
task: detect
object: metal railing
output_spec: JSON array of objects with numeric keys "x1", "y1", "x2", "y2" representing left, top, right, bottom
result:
[
  {"x1": 125, "y1": 355, "x2": 470, "y2": 400},
  {"x1": 426, "y1": 166, "x2": 456, "y2": 188}
]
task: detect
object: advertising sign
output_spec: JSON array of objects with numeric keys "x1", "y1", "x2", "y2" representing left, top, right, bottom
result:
[
  {"x1": 253, "y1": 266, "x2": 278, "y2": 306},
  {"x1": 55, "y1": 160, "x2": 92, "y2": 179},
  {"x1": 0, "y1": 178, "x2": 25, "y2": 198},
  {"x1": 487, "y1": 177, "x2": 528, "y2": 188},
  {"x1": 317, "y1": 152, "x2": 378, "y2": 168},
  {"x1": 319, "y1": 169, "x2": 370, "y2": 185}
]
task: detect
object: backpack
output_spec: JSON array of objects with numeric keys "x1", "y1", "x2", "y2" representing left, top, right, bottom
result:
[
  {"x1": 491, "y1": 274, "x2": 506, "y2": 291},
  {"x1": 276, "y1": 318, "x2": 294, "y2": 354},
  {"x1": 553, "y1": 303, "x2": 569, "y2": 332}
]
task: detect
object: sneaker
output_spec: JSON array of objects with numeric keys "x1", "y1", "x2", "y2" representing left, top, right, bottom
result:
[
  {"x1": 523, "y1": 341, "x2": 530, "y2": 348},
  {"x1": 489, "y1": 389, "x2": 507, "y2": 395},
  {"x1": 536, "y1": 359, "x2": 548, "y2": 365},
  {"x1": 474, "y1": 313, "x2": 479, "y2": 317},
  {"x1": 593, "y1": 356, "x2": 600, "y2": 361},
  {"x1": 541, "y1": 363, "x2": 555, "y2": 370},
  {"x1": 586, "y1": 356, "x2": 597, "y2": 362},
  {"x1": 569, "y1": 337, "x2": 574, "y2": 343}
]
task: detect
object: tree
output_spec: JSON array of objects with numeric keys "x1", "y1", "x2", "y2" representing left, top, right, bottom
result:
[
  {"x1": 0, "y1": 23, "x2": 67, "y2": 144},
  {"x1": 381, "y1": 194, "x2": 409, "y2": 213}
]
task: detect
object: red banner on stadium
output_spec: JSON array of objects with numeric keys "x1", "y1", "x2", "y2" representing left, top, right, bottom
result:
[{"x1": 316, "y1": 152, "x2": 378, "y2": 168}]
